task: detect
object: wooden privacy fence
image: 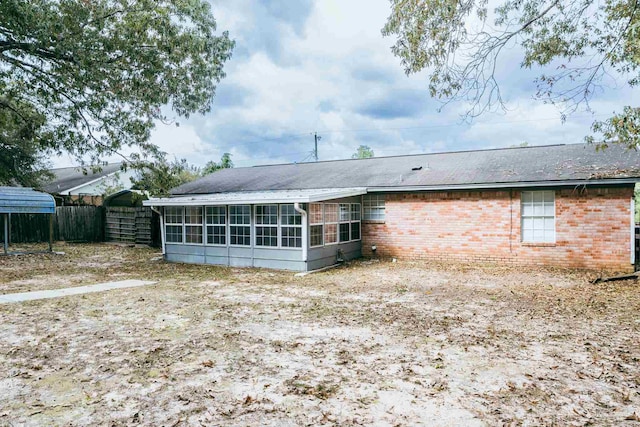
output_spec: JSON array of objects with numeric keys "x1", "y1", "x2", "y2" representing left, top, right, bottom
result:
[
  {"x1": 105, "y1": 207, "x2": 159, "y2": 246},
  {"x1": 0, "y1": 206, "x2": 104, "y2": 243}
]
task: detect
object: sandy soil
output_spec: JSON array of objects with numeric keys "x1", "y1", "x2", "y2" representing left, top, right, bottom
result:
[{"x1": 0, "y1": 244, "x2": 639, "y2": 426}]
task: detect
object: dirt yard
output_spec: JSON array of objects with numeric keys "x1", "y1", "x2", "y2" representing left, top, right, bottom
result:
[{"x1": 0, "y1": 244, "x2": 639, "y2": 426}]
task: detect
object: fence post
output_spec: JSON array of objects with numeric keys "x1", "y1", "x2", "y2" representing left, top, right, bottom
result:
[
  {"x1": 49, "y1": 214, "x2": 54, "y2": 252},
  {"x1": 3, "y1": 214, "x2": 8, "y2": 254}
]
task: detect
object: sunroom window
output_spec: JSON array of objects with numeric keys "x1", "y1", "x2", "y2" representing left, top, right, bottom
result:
[
  {"x1": 165, "y1": 207, "x2": 183, "y2": 243},
  {"x1": 229, "y1": 205, "x2": 251, "y2": 246},
  {"x1": 255, "y1": 205, "x2": 278, "y2": 247},
  {"x1": 309, "y1": 203, "x2": 323, "y2": 247},
  {"x1": 184, "y1": 207, "x2": 203, "y2": 244},
  {"x1": 280, "y1": 204, "x2": 302, "y2": 248},
  {"x1": 205, "y1": 206, "x2": 226, "y2": 245}
]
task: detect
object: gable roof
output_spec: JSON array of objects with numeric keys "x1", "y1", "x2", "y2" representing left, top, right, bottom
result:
[
  {"x1": 172, "y1": 143, "x2": 640, "y2": 196},
  {"x1": 43, "y1": 163, "x2": 123, "y2": 194}
]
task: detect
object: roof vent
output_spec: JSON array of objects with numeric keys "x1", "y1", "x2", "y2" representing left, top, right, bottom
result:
[{"x1": 411, "y1": 166, "x2": 423, "y2": 171}]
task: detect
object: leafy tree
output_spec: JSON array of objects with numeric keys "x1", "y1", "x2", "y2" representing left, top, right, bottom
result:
[
  {"x1": 131, "y1": 157, "x2": 201, "y2": 197},
  {"x1": 203, "y1": 152, "x2": 234, "y2": 174},
  {"x1": 0, "y1": 100, "x2": 53, "y2": 187},
  {"x1": 352, "y1": 145, "x2": 375, "y2": 159},
  {"x1": 0, "y1": 0, "x2": 234, "y2": 172},
  {"x1": 382, "y1": 0, "x2": 640, "y2": 148}
]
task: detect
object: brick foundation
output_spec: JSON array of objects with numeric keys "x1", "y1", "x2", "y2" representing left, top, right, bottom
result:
[{"x1": 362, "y1": 187, "x2": 634, "y2": 271}]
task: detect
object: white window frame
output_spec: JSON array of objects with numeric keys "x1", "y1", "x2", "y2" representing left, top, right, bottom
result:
[
  {"x1": 323, "y1": 203, "x2": 339, "y2": 245},
  {"x1": 255, "y1": 204, "x2": 279, "y2": 247},
  {"x1": 338, "y1": 203, "x2": 362, "y2": 243},
  {"x1": 205, "y1": 206, "x2": 227, "y2": 246},
  {"x1": 521, "y1": 190, "x2": 556, "y2": 243},
  {"x1": 363, "y1": 194, "x2": 385, "y2": 221},
  {"x1": 280, "y1": 204, "x2": 303, "y2": 248},
  {"x1": 229, "y1": 205, "x2": 251, "y2": 247},
  {"x1": 309, "y1": 203, "x2": 324, "y2": 248},
  {"x1": 350, "y1": 203, "x2": 361, "y2": 241},
  {"x1": 164, "y1": 207, "x2": 184, "y2": 244},
  {"x1": 184, "y1": 206, "x2": 204, "y2": 245}
]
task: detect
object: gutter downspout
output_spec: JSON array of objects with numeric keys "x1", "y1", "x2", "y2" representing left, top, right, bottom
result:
[
  {"x1": 294, "y1": 203, "x2": 308, "y2": 265},
  {"x1": 150, "y1": 206, "x2": 166, "y2": 256}
]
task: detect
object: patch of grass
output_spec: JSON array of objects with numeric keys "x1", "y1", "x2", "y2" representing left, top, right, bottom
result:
[{"x1": 284, "y1": 377, "x2": 340, "y2": 400}]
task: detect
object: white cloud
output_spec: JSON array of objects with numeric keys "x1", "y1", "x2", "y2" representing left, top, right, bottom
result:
[{"x1": 49, "y1": 0, "x2": 640, "y2": 170}]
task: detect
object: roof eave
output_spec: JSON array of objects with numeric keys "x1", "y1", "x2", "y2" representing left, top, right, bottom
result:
[
  {"x1": 59, "y1": 171, "x2": 118, "y2": 195},
  {"x1": 366, "y1": 178, "x2": 639, "y2": 192},
  {"x1": 143, "y1": 188, "x2": 368, "y2": 207}
]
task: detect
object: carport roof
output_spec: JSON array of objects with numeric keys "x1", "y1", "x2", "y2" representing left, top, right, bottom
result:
[
  {"x1": 0, "y1": 187, "x2": 55, "y2": 214},
  {"x1": 143, "y1": 188, "x2": 367, "y2": 207}
]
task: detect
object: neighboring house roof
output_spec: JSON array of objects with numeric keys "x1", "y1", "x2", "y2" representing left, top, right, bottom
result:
[
  {"x1": 43, "y1": 163, "x2": 124, "y2": 195},
  {"x1": 144, "y1": 188, "x2": 367, "y2": 207},
  {"x1": 0, "y1": 187, "x2": 55, "y2": 214},
  {"x1": 172, "y1": 143, "x2": 640, "y2": 196}
]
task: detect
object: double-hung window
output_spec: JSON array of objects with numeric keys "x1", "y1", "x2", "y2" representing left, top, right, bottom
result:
[
  {"x1": 338, "y1": 203, "x2": 362, "y2": 242},
  {"x1": 229, "y1": 205, "x2": 251, "y2": 246},
  {"x1": 363, "y1": 195, "x2": 385, "y2": 221},
  {"x1": 339, "y1": 204, "x2": 351, "y2": 242},
  {"x1": 255, "y1": 205, "x2": 278, "y2": 247},
  {"x1": 280, "y1": 204, "x2": 302, "y2": 248},
  {"x1": 521, "y1": 191, "x2": 555, "y2": 243},
  {"x1": 184, "y1": 207, "x2": 203, "y2": 244},
  {"x1": 165, "y1": 207, "x2": 184, "y2": 243},
  {"x1": 350, "y1": 203, "x2": 361, "y2": 240},
  {"x1": 309, "y1": 203, "x2": 324, "y2": 247},
  {"x1": 324, "y1": 204, "x2": 338, "y2": 244},
  {"x1": 206, "y1": 206, "x2": 226, "y2": 245}
]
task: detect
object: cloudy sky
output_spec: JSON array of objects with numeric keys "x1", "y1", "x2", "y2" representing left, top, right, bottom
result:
[{"x1": 54, "y1": 0, "x2": 640, "y2": 168}]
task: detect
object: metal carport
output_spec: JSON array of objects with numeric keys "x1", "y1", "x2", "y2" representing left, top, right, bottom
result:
[{"x1": 0, "y1": 187, "x2": 56, "y2": 254}]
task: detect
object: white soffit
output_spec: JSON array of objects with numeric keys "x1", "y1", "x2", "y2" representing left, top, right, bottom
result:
[{"x1": 143, "y1": 188, "x2": 367, "y2": 207}]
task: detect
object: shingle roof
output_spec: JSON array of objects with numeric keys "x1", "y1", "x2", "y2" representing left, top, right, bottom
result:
[
  {"x1": 172, "y1": 143, "x2": 640, "y2": 195},
  {"x1": 42, "y1": 163, "x2": 123, "y2": 194}
]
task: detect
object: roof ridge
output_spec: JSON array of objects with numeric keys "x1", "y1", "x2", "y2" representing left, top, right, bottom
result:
[{"x1": 247, "y1": 143, "x2": 574, "y2": 169}]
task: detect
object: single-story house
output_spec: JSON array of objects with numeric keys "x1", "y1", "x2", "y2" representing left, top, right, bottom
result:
[
  {"x1": 144, "y1": 143, "x2": 640, "y2": 272},
  {"x1": 43, "y1": 163, "x2": 136, "y2": 206}
]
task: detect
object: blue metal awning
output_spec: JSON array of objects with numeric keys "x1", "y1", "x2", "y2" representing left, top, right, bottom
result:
[{"x1": 0, "y1": 187, "x2": 55, "y2": 214}]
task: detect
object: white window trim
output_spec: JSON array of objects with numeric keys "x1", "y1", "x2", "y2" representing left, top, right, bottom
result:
[
  {"x1": 205, "y1": 206, "x2": 227, "y2": 247},
  {"x1": 229, "y1": 205, "x2": 252, "y2": 247},
  {"x1": 255, "y1": 204, "x2": 279, "y2": 248},
  {"x1": 280, "y1": 204, "x2": 303, "y2": 249},
  {"x1": 165, "y1": 206, "x2": 184, "y2": 244},
  {"x1": 183, "y1": 206, "x2": 204, "y2": 246},
  {"x1": 350, "y1": 203, "x2": 362, "y2": 241},
  {"x1": 338, "y1": 203, "x2": 361, "y2": 243},
  {"x1": 323, "y1": 203, "x2": 339, "y2": 246},
  {"x1": 309, "y1": 203, "x2": 324, "y2": 248},
  {"x1": 363, "y1": 194, "x2": 385, "y2": 221},
  {"x1": 521, "y1": 190, "x2": 556, "y2": 244}
]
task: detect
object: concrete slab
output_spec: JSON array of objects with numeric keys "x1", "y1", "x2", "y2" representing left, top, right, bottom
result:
[{"x1": 0, "y1": 280, "x2": 156, "y2": 304}]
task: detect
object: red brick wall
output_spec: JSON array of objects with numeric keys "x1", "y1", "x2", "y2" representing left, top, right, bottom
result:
[{"x1": 362, "y1": 187, "x2": 634, "y2": 271}]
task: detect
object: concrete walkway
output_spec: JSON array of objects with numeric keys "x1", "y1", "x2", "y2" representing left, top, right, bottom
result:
[{"x1": 0, "y1": 280, "x2": 156, "y2": 304}]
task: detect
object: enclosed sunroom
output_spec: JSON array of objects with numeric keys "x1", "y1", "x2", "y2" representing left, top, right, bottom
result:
[{"x1": 144, "y1": 188, "x2": 366, "y2": 271}]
